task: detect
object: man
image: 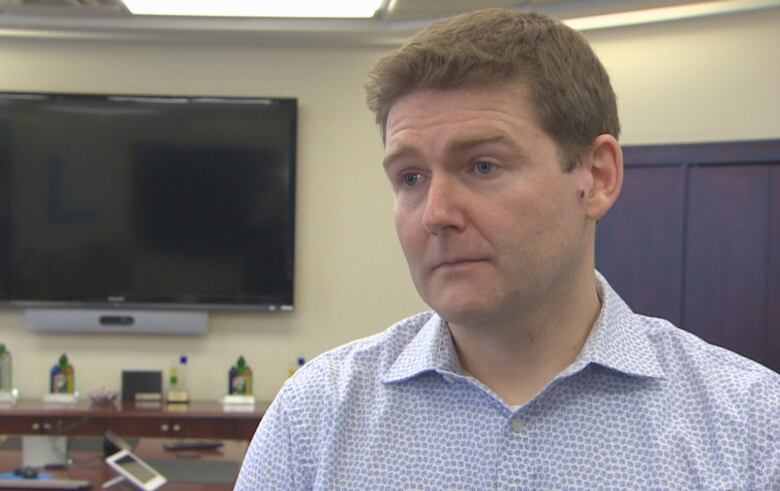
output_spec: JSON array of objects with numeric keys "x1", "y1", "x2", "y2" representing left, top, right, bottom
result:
[{"x1": 236, "y1": 9, "x2": 779, "y2": 489}]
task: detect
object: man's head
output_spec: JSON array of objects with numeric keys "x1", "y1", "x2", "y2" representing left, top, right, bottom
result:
[
  {"x1": 367, "y1": 8, "x2": 623, "y2": 330},
  {"x1": 366, "y1": 8, "x2": 620, "y2": 171}
]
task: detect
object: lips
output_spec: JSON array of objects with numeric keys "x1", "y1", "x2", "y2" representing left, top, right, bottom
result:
[{"x1": 431, "y1": 258, "x2": 486, "y2": 271}]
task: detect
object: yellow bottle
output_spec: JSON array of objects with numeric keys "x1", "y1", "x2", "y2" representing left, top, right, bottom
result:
[{"x1": 288, "y1": 357, "x2": 305, "y2": 378}]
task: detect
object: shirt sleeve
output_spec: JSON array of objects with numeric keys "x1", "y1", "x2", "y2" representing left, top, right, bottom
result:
[{"x1": 234, "y1": 389, "x2": 298, "y2": 490}]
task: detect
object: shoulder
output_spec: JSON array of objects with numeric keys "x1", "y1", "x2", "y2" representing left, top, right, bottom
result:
[
  {"x1": 640, "y1": 314, "x2": 777, "y2": 377},
  {"x1": 242, "y1": 311, "x2": 437, "y2": 483},
  {"x1": 276, "y1": 311, "x2": 436, "y2": 406},
  {"x1": 636, "y1": 315, "x2": 780, "y2": 484},
  {"x1": 596, "y1": 273, "x2": 779, "y2": 399},
  {"x1": 637, "y1": 314, "x2": 780, "y2": 408}
]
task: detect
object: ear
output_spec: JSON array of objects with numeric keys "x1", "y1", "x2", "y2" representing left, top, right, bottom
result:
[{"x1": 581, "y1": 134, "x2": 623, "y2": 221}]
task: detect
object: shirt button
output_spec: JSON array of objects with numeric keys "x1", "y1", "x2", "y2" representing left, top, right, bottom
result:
[{"x1": 511, "y1": 418, "x2": 525, "y2": 433}]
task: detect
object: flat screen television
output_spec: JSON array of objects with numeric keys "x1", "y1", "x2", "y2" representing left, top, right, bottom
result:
[{"x1": 0, "y1": 92, "x2": 296, "y2": 319}]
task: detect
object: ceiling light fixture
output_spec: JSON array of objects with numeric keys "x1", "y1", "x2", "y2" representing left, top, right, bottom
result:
[
  {"x1": 120, "y1": 0, "x2": 385, "y2": 18},
  {"x1": 564, "y1": 0, "x2": 780, "y2": 30}
]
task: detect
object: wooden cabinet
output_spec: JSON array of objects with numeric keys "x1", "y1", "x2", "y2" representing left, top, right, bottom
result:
[
  {"x1": 11, "y1": 414, "x2": 109, "y2": 435},
  {"x1": 596, "y1": 140, "x2": 780, "y2": 372},
  {"x1": 683, "y1": 165, "x2": 772, "y2": 364},
  {"x1": 596, "y1": 165, "x2": 686, "y2": 325},
  {"x1": 0, "y1": 400, "x2": 266, "y2": 440}
]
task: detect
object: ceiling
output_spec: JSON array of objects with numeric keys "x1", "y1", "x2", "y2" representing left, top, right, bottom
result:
[
  {"x1": 0, "y1": 0, "x2": 772, "y2": 44},
  {"x1": 382, "y1": 0, "x2": 715, "y2": 21}
]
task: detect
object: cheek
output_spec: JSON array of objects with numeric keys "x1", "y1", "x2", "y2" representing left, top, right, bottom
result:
[
  {"x1": 493, "y1": 193, "x2": 566, "y2": 252},
  {"x1": 394, "y1": 209, "x2": 421, "y2": 257}
]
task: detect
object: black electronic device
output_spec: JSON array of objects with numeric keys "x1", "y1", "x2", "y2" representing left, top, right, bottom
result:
[
  {"x1": 14, "y1": 467, "x2": 39, "y2": 479},
  {"x1": 103, "y1": 430, "x2": 133, "y2": 457},
  {"x1": 0, "y1": 92, "x2": 297, "y2": 313},
  {"x1": 163, "y1": 440, "x2": 224, "y2": 451},
  {"x1": 121, "y1": 371, "x2": 162, "y2": 402}
]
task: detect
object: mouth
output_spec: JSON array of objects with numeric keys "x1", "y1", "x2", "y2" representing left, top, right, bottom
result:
[{"x1": 431, "y1": 258, "x2": 486, "y2": 271}]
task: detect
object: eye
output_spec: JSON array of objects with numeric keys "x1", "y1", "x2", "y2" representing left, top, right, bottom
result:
[
  {"x1": 474, "y1": 160, "x2": 494, "y2": 175},
  {"x1": 400, "y1": 172, "x2": 422, "y2": 187}
]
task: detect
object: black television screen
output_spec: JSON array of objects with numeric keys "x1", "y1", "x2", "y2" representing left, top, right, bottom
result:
[{"x1": 0, "y1": 92, "x2": 296, "y2": 310}]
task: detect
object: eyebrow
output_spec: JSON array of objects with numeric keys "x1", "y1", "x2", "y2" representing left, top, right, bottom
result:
[
  {"x1": 383, "y1": 132, "x2": 521, "y2": 170},
  {"x1": 382, "y1": 145, "x2": 419, "y2": 170},
  {"x1": 447, "y1": 132, "x2": 520, "y2": 155}
]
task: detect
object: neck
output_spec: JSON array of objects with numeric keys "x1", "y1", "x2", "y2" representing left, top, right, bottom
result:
[{"x1": 448, "y1": 269, "x2": 601, "y2": 407}]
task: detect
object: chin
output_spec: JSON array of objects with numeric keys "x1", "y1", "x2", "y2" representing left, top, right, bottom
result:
[
  {"x1": 414, "y1": 276, "x2": 500, "y2": 326},
  {"x1": 427, "y1": 298, "x2": 497, "y2": 328}
]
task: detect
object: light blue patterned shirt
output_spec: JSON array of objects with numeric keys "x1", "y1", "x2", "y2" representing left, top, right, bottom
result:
[{"x1": 236, "y1": 274, "x2": 780, "y2": 490}]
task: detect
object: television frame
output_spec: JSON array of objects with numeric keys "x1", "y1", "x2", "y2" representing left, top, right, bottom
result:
[{"x1": 0, "y1": 91, "x2": 297, "y2": 331}]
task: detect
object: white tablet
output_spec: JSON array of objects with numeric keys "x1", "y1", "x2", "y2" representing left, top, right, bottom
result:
[{"x1": 104, "y1": 449, "x2": 167, "y2": 491}]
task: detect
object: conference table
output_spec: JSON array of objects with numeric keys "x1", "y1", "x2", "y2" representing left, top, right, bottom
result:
[{"x1": 0, "y1": 437, "x2": 248, "y2": 490}]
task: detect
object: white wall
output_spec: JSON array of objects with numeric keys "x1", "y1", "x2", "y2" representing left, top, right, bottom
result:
[
  {"x1": 0, "y1": 7, "x2": 778, "y2": 402},
  {"x1": 589, "y1": 8, "x2": 780, "y2": 144}
]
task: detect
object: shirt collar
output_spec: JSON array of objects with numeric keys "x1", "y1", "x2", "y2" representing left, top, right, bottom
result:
[
  {"x1": 382, "y1": 314, "x2": 460, "y2": 384},
  {"x1": 382, "y1": 271, "x2": 666, "y2": 385},
  {"x1": 567, "y1": 272, "x2": 666, "y2": 380}
]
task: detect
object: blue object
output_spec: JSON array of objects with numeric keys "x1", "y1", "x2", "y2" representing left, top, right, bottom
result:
[{"x1": 0, "y1": 471, "x2": 53, "y2": 480}]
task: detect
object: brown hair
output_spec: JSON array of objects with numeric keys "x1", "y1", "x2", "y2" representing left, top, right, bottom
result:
[{"x1": 365, "y1": 8, "x2": 620, "y2": 171}]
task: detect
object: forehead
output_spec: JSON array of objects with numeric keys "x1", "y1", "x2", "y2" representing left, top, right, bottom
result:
[{"x1": 384, "y1": 83, "x2": 545, "y2": 153}]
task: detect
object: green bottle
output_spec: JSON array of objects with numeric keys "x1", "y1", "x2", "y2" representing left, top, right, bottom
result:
[
  {"x1": 229, "y1": 356, "x2": 253, "y2": 395},
  {"x1": 50, "y1": 354, "x2": 75, "y2": 393}
]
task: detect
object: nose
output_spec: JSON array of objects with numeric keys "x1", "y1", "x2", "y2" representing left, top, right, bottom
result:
[{"x1": 422, "y1": 175, "x2": 466, "y2": 235}]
